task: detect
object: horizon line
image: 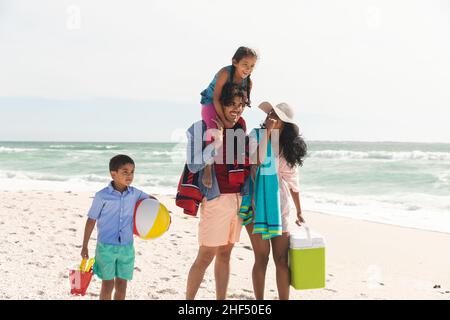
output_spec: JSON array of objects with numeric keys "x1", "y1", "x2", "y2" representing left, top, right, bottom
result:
[{"x1": 1, "y1": 139, "x2": 450, "y2": 144}]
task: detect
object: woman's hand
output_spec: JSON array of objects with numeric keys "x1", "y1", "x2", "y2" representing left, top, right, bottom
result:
[
  {"x1": 266, "y1": 117, "x2": 277, "y2": 131},
  {"x1": 265, "y1": 111, "x2": 278, "y2": 132},
  {"x1": 295, "y1": 211, "x2": 305, "y2": 226}
]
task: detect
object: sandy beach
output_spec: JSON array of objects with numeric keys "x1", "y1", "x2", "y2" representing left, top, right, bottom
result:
[{"x1": 0, "y1": 189, "x2": 449, "y2": 300}]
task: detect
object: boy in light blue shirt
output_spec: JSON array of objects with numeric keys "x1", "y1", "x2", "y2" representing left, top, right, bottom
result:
[{"x1": 81, "y1": 154, "x2": 151, "y2": 300}]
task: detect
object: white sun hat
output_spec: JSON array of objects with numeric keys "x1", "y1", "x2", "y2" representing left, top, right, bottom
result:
[{"x1": 258, "y1": 101, "x2": 297, "y2": 125}]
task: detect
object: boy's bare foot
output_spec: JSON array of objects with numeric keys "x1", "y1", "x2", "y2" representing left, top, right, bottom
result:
[{"x1": 202, "y1": 165, "x2": 213, "y2": 189}]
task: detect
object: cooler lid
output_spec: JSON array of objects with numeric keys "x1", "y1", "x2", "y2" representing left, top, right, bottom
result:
[{"x1": 290, "y1": 226, "x2": 325, "y2": 249}]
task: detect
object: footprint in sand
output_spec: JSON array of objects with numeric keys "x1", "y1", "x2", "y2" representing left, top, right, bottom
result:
[
  {"x1": 160, "y1": 277, "x2": 170, "y2": 281},
  {"x1": 156, "y1": 288, "x2": 177, "y2": 295},
  {"x1": 147, "y1": 293, "x2": 160, "y2": 299},
  {"x1": 27, "y1": 261, "x2": 45, "y2": 268},
  {"x1": 67, "y1": 228, "x2": 77, "y2": 232},
  {"x1": 228, "y1": 293, "x2": 253, "y2": 300}
]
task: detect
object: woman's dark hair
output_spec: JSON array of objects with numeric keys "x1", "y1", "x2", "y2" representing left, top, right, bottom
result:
[
  {"x1": 260, "y1": 121, "x2": 308, "y2": 168},
  {"x1": 109, "y1": 154, "x2": 135, "y2": 172},
  {"x1": 230, "y1": 46, "x2": 258, "y2": 107},
  {"x1": 220, "y1": 82, "x2": 246, "y2": 107},
  {"x1": 280, "y1": 123, "x2": 308, "y2": 167}
]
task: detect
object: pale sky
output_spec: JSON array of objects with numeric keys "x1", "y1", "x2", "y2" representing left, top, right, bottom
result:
[{"x1": 0, "y1": 0, "x2": 449, "y2": 142}]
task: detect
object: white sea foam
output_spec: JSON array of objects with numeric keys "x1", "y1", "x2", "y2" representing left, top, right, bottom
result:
[
  {"x1": 49, "y1": 145, "x2": 76, "y2": 149},
  {"x1": 150, "y1": 150, "x2": 185, "y2": 156},
  {"x1": 300, "y1": 191, "x2": 450, "y2": 233},
  {"x1": 438, "y1": 173, "x2": 450, "y2": 185},
  {"x1": 0, "y1": 147, "x2": 38, "y2": 153},
  {"x1": 0, "y1": 170, "x2": 177, "y2": 194},
  {"x1": 94, "y1": 145, "x2": 118, "y2": 149},
  {"x1": 308, "y1": 150, "x2": 450, "y2": 161}
]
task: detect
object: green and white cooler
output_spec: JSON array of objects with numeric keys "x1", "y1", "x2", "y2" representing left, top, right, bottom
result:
[{"x1": 289, "y1": 225, "x2": 326, "y2": 290}]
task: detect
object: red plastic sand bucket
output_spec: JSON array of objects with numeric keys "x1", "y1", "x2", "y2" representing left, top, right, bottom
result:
[
  {"x1": 69, "y1": 258, "x2": 95, "y2": 296},
  {"x1": 69, "y1": 269, "x2": 93, "y2": 296}
]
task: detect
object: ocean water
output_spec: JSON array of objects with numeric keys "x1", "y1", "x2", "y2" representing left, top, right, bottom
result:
[{"x1": 1, "y1": 141, "x2": 449, "y2": 233}]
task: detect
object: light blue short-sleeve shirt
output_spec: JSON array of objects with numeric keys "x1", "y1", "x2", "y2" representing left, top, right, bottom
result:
[{"x1": 88, "y1": 182, "x2": 149, "y2": 246}]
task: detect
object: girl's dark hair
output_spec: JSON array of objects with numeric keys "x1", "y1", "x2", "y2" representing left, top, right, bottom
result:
[
  {"x1": 109, "y1": 154, "x2": 135, "y2": 172},
  {"x1": 230, "y1": 46, "x2": 258, "y2": 107},
  {"x1": 260, "y1": 122, "x2": 308, "y2": 168},
  {"x1": 232, "y1": 46, "x2": 258, "y2": 63},
  {"x1": 220, "y1": 82, "x2": 246, "y2": 107}
]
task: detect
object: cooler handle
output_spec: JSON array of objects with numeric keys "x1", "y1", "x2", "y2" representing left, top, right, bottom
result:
[
  {"x1": 304, "y1": 224, "x2": 313, "y2": 247},
  {"x1": 294, "y1": 224, "x2": 313, "y2": 247}
]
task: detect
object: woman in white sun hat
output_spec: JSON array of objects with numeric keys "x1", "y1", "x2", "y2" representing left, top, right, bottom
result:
[{"x1": 239, "y1": 101, "x2": 307, "y2": 300}]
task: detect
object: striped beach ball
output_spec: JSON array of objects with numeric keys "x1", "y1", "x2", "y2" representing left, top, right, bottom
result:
[{"x1": 133, "y1": 198, "x2": 171, "y2": 240}]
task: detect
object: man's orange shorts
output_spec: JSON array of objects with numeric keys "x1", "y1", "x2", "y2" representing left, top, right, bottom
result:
[{"x1": 198, "y1": 193, "x2": 243, "y2": 247}]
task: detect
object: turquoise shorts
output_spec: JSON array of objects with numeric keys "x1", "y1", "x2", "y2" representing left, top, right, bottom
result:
[{"x1": 93, "y1": 243, "x2": 135, "y2": 281}]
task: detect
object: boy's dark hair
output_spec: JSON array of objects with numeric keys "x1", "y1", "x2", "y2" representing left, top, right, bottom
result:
[
  {"x1": 220, "y1": 82, "x2": 246, "y2": 107},
  {"x1": 109, "y1": 154, "x2": 135, "y2": 172}
]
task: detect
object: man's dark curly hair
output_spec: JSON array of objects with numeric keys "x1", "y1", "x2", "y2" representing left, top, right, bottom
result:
[{"x1": 220, "y1": 82, "x2": 246, "y2": 107}]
